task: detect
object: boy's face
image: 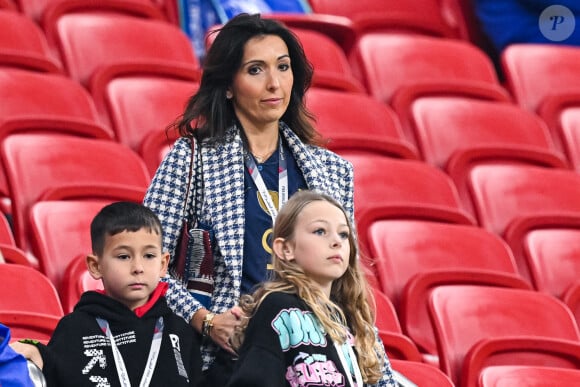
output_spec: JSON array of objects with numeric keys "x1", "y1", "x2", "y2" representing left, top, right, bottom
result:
[{"x1": 87, "y1": 228, "x2": 169, "y2": 311}]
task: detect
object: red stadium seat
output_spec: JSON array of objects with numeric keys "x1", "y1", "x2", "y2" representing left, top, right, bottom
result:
[
  {"x1": 429, "y1": 285, "x2": 580, "y2": 387},
  {"x1": 501, "y1": 44, "x2": 580, "y2": 114},
  {"x1": 29, "y1": 200, "x2": 112, "y2": 297},
  {"x1": 479, "y1": 365, "x2": 580, "y2": 387},
  {"x1": 0, "y1": 10, "x2": 62, "y2": 73},
  {"x1": 305, "y1": 88, "x2": 418, "y2": 159},
  {"x1": 390, "y1": 359, "x2": 455, "y2": 387},
  {"x1": 539, "y1": 102, "x2": 580, "y2": 172},
  {"x1": 348, "y1": 34, "x2": 507, "y2": 105},
  {"x1": 101, "y1": 76, "x2": 198, "y2": 174},
  {"x1": 0, "y1": 134, "x2": 150, "y2": 262},
  {"x1": 307, "y1": 0, "x2": 469, "y2": 40},
  {"x1": 343, "y1": 154, "x2": 475, "y2": 255},
  {"x1": 0, "y1": 0, "x2": 17, "y2": 11}
]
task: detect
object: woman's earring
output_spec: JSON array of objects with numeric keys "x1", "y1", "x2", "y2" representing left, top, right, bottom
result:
[{"x1": 226, "y1": 91, "x2": 233, "y2": 99}]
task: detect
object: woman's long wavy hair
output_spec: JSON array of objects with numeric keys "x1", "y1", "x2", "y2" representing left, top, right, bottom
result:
[
  {"x1": 233, "y1": 190, "x2": 384, "y2": 384},
  {"x1": 172, "y1": 13, "x2": 317, "y2": 145}
]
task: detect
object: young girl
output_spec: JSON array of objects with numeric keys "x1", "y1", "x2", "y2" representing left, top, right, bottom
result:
[{"x1": 227, "y1": 190, "x2": 396, "y2": 386}]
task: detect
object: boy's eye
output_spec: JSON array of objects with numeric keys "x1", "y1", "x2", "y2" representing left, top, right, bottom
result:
[
  {"x1": 144, "y1": 253, "x2": 157, "y2": 259},
  {"x1": 117, "y1": 254, "x2": 130, "y2": 260}
]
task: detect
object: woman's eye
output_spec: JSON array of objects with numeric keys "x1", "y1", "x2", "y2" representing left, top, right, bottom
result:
[
  {"x1": 248, "y1": 66, "x2": 262, "y2": 75},
  {"x1": 279, "y1": 63, "x2": 290, "y2": 71}
]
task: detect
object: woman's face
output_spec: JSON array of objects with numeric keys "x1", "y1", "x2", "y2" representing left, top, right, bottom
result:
[{"x1": 228, "y1": 34, "x2": 294, "y2": 133}]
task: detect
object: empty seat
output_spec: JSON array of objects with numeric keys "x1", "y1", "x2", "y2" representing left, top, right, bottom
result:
[
  {"x1": 19, "y1": 0, "x2": 165, "y2": 24},
  {"x1": 501, "y1": 44, "x2": 580, "y2": 114},
  {"x1": 479, "y1": 365, "x2": 580, "y2": 387},
  {"x1": 100, "y1": 76, "x2": 198, "y2": 174},
  {"x1": 367, "y1": 220, "x2": 529, "y2": 364},
  {"x1": 429, "y1": 285, "x2": 580, "y2": 387},
  {"x1": 29, "y1": 200, "x2": 112, "y2": 297},
  {"x1": 0, "y1": 134, "x2": 151, "y2": 262},
  {"x1": 0, "y1": 10, "x2": 62, "y2": 73},
  {"x1": 305, "y1": 88, "x2": 418, "y2": 159},
  {"x1": 540, "y1": 103, "x2": 580, "y2": 171},
  {"x1": 402, "y1": 97, "x2": 568, "y2": 213},
  {"x1": 344, "y1": 153, "x2": 475, "y2": 254},
  {"x1": 348, "y1": 33, "x2": 507, "y2": 105},
  {"x1": 308, "y1": 0, "x2": 468, "y2": 39},
  {"x1": 46, "y1": 13, "x2": 201, "y2": 124},
  {"x1": 0, "y1": 214, "x2": 14, "y2": 246},
  {"x1": 466, "y1": 164, "x2": 580, "y2": 280},
  {"x1": 390, "y1": 359, "x2": 455, "y2": 387}
]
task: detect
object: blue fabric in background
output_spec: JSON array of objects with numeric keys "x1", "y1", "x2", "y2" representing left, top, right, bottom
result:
[
  {"x1": 0, "y1": 324, "x2": 34, "y2": 387},
  {"x1": 177, "y1": 0, "x2": 310, "y2": 60}
]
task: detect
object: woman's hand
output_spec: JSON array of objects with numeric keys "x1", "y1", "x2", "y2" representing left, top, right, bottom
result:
[
  {"x1": 10, "y1": 342, "x2": 43, "y2": 369},
  {"x1": 209, "y1": 306, "x2": 244, "y2": 354}
]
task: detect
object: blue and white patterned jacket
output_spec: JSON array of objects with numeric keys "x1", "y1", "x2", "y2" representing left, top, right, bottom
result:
[{"x1": 143, "y1": 123, "x2": 354, "y2": 364}]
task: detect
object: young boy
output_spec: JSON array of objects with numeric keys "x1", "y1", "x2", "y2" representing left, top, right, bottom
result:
[{"x1": 11, "y1": 201, "x2": 203, "y2": 386}]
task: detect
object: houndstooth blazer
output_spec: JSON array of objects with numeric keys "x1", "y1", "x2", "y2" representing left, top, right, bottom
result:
[{"x1": 144, "y1": 122, "x2": 355, "y2": 367}]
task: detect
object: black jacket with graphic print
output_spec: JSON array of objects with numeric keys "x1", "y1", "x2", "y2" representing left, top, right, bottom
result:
[
  {"x1": 227, "y1": 292, "x2": 372, "y2": 387},
  {"x1": 37, "y1": 284, "x2": 202, "y2": 387}
]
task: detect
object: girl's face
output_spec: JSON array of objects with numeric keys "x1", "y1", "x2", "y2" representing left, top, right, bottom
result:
[
  {"x1": 228, "y1": 34, "x2": 293, "y2": 133},
  {"x1": 87, "y1": 229, "x2": 169, "y2": 310},
  {"x1": 278, "y1": 200, "x2": 351, "y2": 296}
]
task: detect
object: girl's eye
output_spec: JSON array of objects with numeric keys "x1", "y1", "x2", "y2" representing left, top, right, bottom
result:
[
  {"x1": 339, "y1": 231, "x2": 350, "y2": 240},
  {"x1": 314, "y1": 228, "x2": 325, "y2": 236}
]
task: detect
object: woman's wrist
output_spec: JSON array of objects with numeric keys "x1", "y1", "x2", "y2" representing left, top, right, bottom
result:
[{"x1": 192, "y1": 308, "x2": 210, "y2": 334}]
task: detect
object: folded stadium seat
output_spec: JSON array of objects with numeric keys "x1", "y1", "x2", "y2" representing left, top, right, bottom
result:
[
  {"x1": 369, "y1": 287, "x2": 422, "y2": 362},
  {"x1": 307, "y1": 0, "x2": 469, "y2": 40},
  {"x1": 60, "y1": 253, "x2": 104, "y2": 315},
  {"x1": 399, "y1": 96, "x2": 569, "y2": 214},
  {"x1": 0, "y1": 134, "x2": 151, "y2": 266},
  {"x1": 366, "y1": 220, "x2": 530, "y2": 366},
  {"x1": 0, "y1": 0, "x2": 17, "y2": 10},
  {"x1": 479, "y1": 365, "x2": 580, "y2": 387},
  {"x1": 29, "y1": 200, "x2": 113, "y2": 302},
  {"x1": 0, "y1": 214, "x2": 14, "y2": 246},
  {"x1": 348, "y1": 33, "x2": 510, "y2": 111},
  {"x1": 466, "y1": 164, "x2": 580, "y2": 282},
  {"x1": 428, "y1": 285, "x2": 580, "y2": 387},
  {"x1": 539, "y1": 102, "x2": 580, "y2": 172},
  {"x1": 44, "y1": 12, "x2": 201, "y2": 126},
  {"x1": 0, "y1": 264, "x2": 63, "y2": 342},
  {"x1": 18, "y1": 0, "x2": 165, "y2": 24},
  {"x1": 390, "y1": 359, "x2": 455, "y2": 387},
  {"x1": 0, "y1": 10, "x2": 62, "y2": 73},
  {"x1": 502, "y1": 45, "x2": 580, "y2": 155},
  {"x1": 305, "y1": 88, "x2": 419, "y2": 160},
  {"x1": 342, "y1": 153, "x2": 475, "y2": 256},
  {"x1": 99, "y1": 76, "x2": 199, "y2": 175}
]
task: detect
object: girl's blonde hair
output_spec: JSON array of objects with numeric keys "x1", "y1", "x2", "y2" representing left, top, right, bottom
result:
[{"x1": 234, "y1": 190, "x2": 384, "y2": 384}]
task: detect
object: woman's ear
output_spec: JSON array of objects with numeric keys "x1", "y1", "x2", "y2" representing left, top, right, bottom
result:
[
  {"x1": 86, "y1": 254, "x2": 103, "y2": 280},
  {"x1": 272, "y1": 237, "x2": 294, "y2": 261}
]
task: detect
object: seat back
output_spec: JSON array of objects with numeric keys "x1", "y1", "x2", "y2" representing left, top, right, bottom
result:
[
  {"x1": 102, "y1": 76, "x2": 198, "y2": 172},
  {"x1": 349, "y1": 33, "x2": 500, "y2": 105},
  {"x1": 0, "y1": 10, "x2": 61, "y2": 73},
  {"x1": 429, "y1": 285, "x2": 580, "y2": 386},
  {"x1": 0, "y1": 264, "x2": 63, "y2": 316},
  {"x1": 48, "y1": 13, "x2": 200, "y2": 86},
  {"x1": 61, "y1": 253, "x2": 104, "y2": 314},
  {"x1": 29, "y1": 200, "x2": 112, "y2": 294},
  {"x1": 501, "y1": 44, "x2": 580, "y2": 113},
  {"x1": 523, "y1": 228, "x2": 580, "y2": 298},
  {"x1": 390, "y1": 359, "x2": 455, "y2": 387},
  {"x1": 479, "y1": 365, "x2": 580, "y2": 387},
  {"x1": 306, "y1": 88, "x2": 418, "y2": 159},
  {"x1": 1, "y1": 134, "x2": 150, "y2": 256},
  {"x1": 558, "y1": 106, "x2": 580, "y2": 172}
]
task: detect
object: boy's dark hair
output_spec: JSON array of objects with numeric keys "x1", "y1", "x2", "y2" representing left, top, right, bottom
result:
[{"x1": 90, "y1": 202, "x2": 163, "y2": 256}]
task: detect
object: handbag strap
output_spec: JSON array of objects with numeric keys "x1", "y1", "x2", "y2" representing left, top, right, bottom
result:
[{"x1": 183, "y1": 136, "x2": 203, "y2": 224}]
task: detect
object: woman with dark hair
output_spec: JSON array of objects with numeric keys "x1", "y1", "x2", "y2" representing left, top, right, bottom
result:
[{"x1": 144, "y1": 13, "x2": 355, "y2": 384}]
